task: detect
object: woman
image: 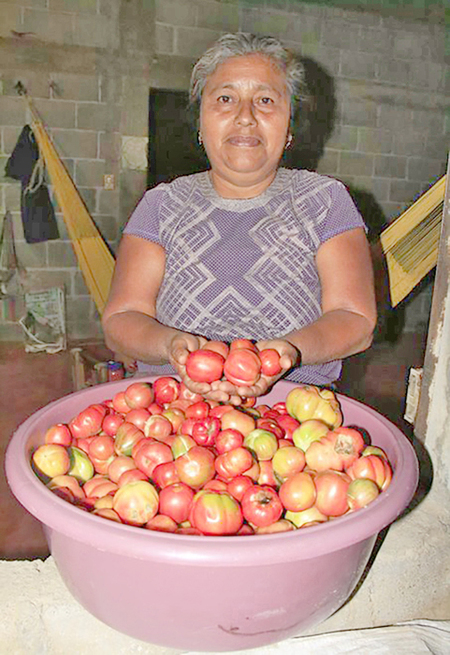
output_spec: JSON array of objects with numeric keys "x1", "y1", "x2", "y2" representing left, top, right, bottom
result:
[{"x1": 102, "y1": 33, "x2": 376, "y2": 404}]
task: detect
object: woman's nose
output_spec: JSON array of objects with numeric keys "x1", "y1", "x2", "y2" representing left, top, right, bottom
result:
[{"x1": 235, "y1": 100, "x2": 257, "y2": 126}]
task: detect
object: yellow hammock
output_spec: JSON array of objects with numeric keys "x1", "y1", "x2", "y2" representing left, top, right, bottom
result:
[{"x1": 23, "y1": 94, "x2": 115, "y2": 315}]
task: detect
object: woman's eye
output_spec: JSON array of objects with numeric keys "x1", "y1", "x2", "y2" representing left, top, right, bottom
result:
[
  {"x1": 259, "y1": 97, "x2": 274, "y2": 105},
  {"x1": 218, "y1": 95, "x2": 232, "y2": 103}
]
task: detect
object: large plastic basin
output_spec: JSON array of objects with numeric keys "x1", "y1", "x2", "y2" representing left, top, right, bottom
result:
[{"x1": 6, "y1": 378, "x2": 419, "y2": 652}]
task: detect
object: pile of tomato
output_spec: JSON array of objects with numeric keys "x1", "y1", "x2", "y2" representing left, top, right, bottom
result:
[{"x1": 31, "y1": 376, "x2": 393, "y2": 536}]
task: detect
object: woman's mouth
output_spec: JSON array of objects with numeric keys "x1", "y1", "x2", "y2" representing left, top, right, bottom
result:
[{"x1": 227, "y1": 136, "x2": 261, "y2": 147}]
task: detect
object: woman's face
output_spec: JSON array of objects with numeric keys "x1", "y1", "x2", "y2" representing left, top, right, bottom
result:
[{"x1": 199, "y1": 53, "x2": 291, "y2": 198}]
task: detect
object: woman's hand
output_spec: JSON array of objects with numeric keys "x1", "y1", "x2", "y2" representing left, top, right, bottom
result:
[{"x1": 216, "y1": 339, "x2": 300, "y2": 400}]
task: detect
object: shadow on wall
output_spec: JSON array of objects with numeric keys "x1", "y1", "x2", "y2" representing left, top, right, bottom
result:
[{"x1": 286, "y1": 56, "x2": 406, "y2": 344}]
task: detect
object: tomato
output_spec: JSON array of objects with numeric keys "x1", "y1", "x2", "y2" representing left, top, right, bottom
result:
[
  {"x1": 107, "y1": 455, "x2": 136, "y2": 483},
  {"x1": 220, "y1": 408, "x2": 256, "y2": 437},
  {"x1": 259, "y1": 348, "x2": 282, "y2": 376},
  {"x1": 152, "y1": 461, "x2": 180, "y2": 489},
  {"x1": 285, "y1": 505, "x2": 328, "y2": 528},
  {"x1": 185, "y1": 401, "x2": 210, "y2": 420},
  {"x1": 226, "y1": 475, "x2": 254, "y2": 502},
  {"x1": 229, "y1": 339, "x2": 258, "y2": 352},
  {"x1": 69, "y1": 403, "x2": 106, "y2": 439},
  {"x1": 67, "y1": 446, "x2": 94, "y2": 483},
  {"x1": 286, "y1": 385, "x2": 343, "y2": 428},
  {"x1": 347, "y1": 478, "x2": 380, "y2": 510},
  {"x1": 272, "y1": 446, "x2": 306, "y2": 481},
  {"x1": 191, "y1": 416, "x2": 221, "y2": 447},
  {"x1": 243, "y1": 429, "x2": 278, "y2": 461},
  {"x1": 146, "y1": 514, "x2": 178, "y2": 532},
  {"x1": 223, "y1": 348, "x2": 262, "y2": 386},
  {"x1": 274, "y1": 414, "x2": 299, "y2": 439},
  {"x1": 102, "y1": 412, "x2": 125, "y2": 437},
  {"x1": 93, "y1": 508, "x2": 122, "y2": 522},
  {"x1": 48, "y1": 474, "x2": 85, "y2": 500},
  {"x1": 124, "y1": 381, "x2": 154, "y2": 410},
  {"x1": 44, "y1": 423, "x2": 73, "y2": 447},
  {"x1": 214, "y1": 447, "x2": 254, "y2": 480},
  {"x1": 203, "y1": 340, "x2": 229, "y2": 358},
  {"x1": 256, "y1": 519, "x2": 296, "y2": 534},
  {"x1": 162, "y1": 408, "x2": 185, "y2": 433},
  {"x1": 305, "y1": 438, "x2": 343, "y2": 472},
  {"x1": 215, "y1": 428, "x2": 244, "y2": 454},
  {"x1": 203, "y1": 478, "x2": 228, "y2": 491},
  {"x1": 314, "y1": 470, "x2": 350, "y2": 517},
  {"x1": 88, "y1": 435, "x2": 115, "y2": 461},
  {"x1": 112, "y1": 391, "x2": 132, "y2": 414},
  {"x1": 114, "y1": 422, "x2": 145, "y2": 456},
  {"x1": 257, "y1": 460, "x2": 278, "y2": 487},
  {"x1": 134, "y1": 440, "x2": 173, "y2": 478},
  {"x1": 143, "y1": 414, "x2": 173, "y2": 441},
  {"x1": 329, "y1": 427, "x2": 366, "y2": 468},
  {"x1": 292, "y1": 419, "x2": 329, "y2": 451},
  {"x1": 185, "y1": 349, "x2": 225, "y2": 383},
  {"x1": 189, "y1": 490, "x2": 243, "y2": 535},
  {"x1": 159, "y1": 482, "x2": 195, "y2": 524},
  {"x1": 346, "y1": 454, "x2": 392, "y2": 490},
  {"x1": 112, "y1": 480, "x2": 159, "y2": 525},
  {"x1": 256, "y1": 417, "x2": 285, "y2": 440},
  {"x1": 241, "y1": 485, "x2": 283, "y2": 528},
  {"x1": 118, "y1": 468, "x2": 148, "y2": 486},
  {"x1": 279, "y1": 471, "x2": 316, "y2": 512},
  {"x1": 175, "y1": 446, "x2": 216, "y2": 489},
  {"x1": 209, "y1": 404, "x2": 235, "y2": 420},
  {"x1": 83, "y1": 475, "x2": 118, "y2": 499},
  {"x1": 125, "y1": 408, "x2": 151, "y2": 431},
  {"x1": 152, "y1": 376, "x2": 180, "y2": 404},
  {"x1": 171, "y1": 434, "x2": 196, "y2": 458}
]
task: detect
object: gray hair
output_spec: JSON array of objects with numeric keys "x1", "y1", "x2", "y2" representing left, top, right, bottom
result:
[{"x1": 189, "y1": 32, "x2": 307, "y2": 129}]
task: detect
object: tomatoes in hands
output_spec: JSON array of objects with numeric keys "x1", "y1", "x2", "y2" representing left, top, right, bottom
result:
[{"x1": 185, "y1": 349, "x2": 225, "y2": 383}]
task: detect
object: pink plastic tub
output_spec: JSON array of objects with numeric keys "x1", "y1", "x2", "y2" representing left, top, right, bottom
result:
[{"x1": 6, "y1": 378, "x2": 418, "y2": 652}]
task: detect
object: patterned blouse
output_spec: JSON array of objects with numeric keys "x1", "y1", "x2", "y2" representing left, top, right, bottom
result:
[{"x1": 124, "y1": 168, "x2": 366, "y2": 385}]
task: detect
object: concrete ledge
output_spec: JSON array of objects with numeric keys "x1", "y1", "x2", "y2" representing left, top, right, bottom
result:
[{"x1": 1, "y1": 479, "x2": 449, "y2": 654}]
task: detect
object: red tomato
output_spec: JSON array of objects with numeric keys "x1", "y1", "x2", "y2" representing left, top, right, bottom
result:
[
  {"x1": 48, "y1": 474, "x2": 85, "y2": 500},
  {"x1": 229, "y1": 339, "x2": 258, "y2": 352},
  {"x1": 134, "y1": 440, "x2": 173, "y2": 478},
  {"x1": 214, "y1": 447, "x2": 254, "y2": 480},
  {"x1": 185, "y1": 349, "x2": 225, "y2": 383},
  {"x1": 329, "y1": 427, "x2": 366, "y2": 468},
  {"x1": 189, "y1": 490, "x2": 243, "y2": 535},
  {"x1": 278, "y1": 471, "x2": 316, "y2": 512},
  {"x1": 118, "y1": 468, "x2": 148, "y2": 486},
  {"x1": 69, "y1": 404, "x2": 106, "y2": 439},
  {"x1": 226, "y1": 475, "x2": 254, "y2": 502},
  {"x1": 257, "y1": 460, "x2": 278, "y2": 487},
  {"x1": 159, "y1": 482, "x2": 195, "y2": 524},
  {"x1": 185, "y1": 401, "x2": 210, "y2": 420},
  {"x1": 203, "y1": 340, "x2": 229, "y2": 358},
  {"x1": 124, "y1": 382, "x2": 154, "y2": 410},
  {"x1": 44, "y1": 423, "x2": 73, "y2": 446},
  {"x1": 107, "y1": 455, "x2": 136, "y2": 483},
  {"x1": 215, "y1": 428, "x2": 244, "y2": 454},
  {"x1": 175, "y1": 446, "x2": 216, "y2": 489},
  {"x1": 114, "y1": 422, "x2": 145, "y2": 457},
  {"x1": 314, "y1": 471, "x2": 350, "y2": 517},
  {"x1": 152, "y1": 376, "x2": 180, "y2": 405},
  {"x1": 305, "y1": 438, "x2": 343, "y2": 472},
  {"x1": 192, "y1": 416, "x2": 221, "y2": 447},
  {"x1": 203, "y1": 479, "x2": 228, "y2": 491},
  {"x1": 256, "y1": 519, "x2": 296, "y2": 534},
  {"x1": 346, "y1": 454, "x2": 392, "y2": 490},
  {"x1": 256, "y1": 417, "x2": 285, "y2": 440},
  {"x1": 102, "y1": 412, "x2": 125, "y2": 437},
  {"x1": 125, "y1": 408, "x2": 151, "y2": 431},
  {"x1": 152, "y1": 461, "x2": 180, "y2": 489},
  {"x1": 209, "y1": 404, "x2": 235, "y2": 420},
  {"x1": 223, "y1": 348, "x2": 262, "y2": 386},
  {"x1": 259, "y1": 348, "x2": 282, "y2": 376},
  {"x1": 241, "y1": 485, "x2": 283, "y2": 528},
  {"x1": 112, "y1": 391, "x2": 132, "y2": 414},
  {"x1": 143, "y1": 414, "x2": 173, "y2": 441},
  {"x1": 347, "y1": 478, "x2": 380, "y2": 510},
  {"x1": 220, "y1": 409, "x2": 255, "y2": 437},
  {"x1": 275, "y1": 414, "x2": 300, "y2": 439},
  {"x1": 88, "y1": 435, "x2": 115, "y2": 461},
  {"x1": 146, "y1": 514, "x2": 178, "y2": 532},
  {"x1": 162, "y1": 408, "x2": 185, "y2": 433},
  {"x1": 112, "y1": 480, "x2": 159, "y2": 525}
]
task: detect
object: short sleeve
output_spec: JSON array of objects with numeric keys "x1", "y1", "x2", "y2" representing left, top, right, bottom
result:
[
  {"x1": 123, "y1": 185, "x2": 167, "y2": 243},
  {"x1": 317, "y1": 180, "x2": 367, "y2": 244}
]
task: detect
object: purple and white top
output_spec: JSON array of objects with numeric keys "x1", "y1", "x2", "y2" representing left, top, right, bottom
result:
[{"x1": 124, "y1": 168, "x2": 366, "y2": 385}]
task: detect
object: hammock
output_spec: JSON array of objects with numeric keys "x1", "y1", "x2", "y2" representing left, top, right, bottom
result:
[{"x1": 20, "y1": 90, "x2": 115, "y2": 315}]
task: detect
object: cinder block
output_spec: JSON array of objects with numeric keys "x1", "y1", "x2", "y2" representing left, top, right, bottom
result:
[
  {"x1": 23, "y1": 8, "x2": 75, "y2": 46},
  {"x1": 2, "y1": 127, "x2": 24, "y2": 155},
  {"x1": 374, "y1": 154, "x2": 407, "y2": 178},
  {"x1": 0, "y1": 322, "x2": 23, "y2": 340},
  {"x1": 77, "y1": 187, "x2": 97, "y2": 213},
  {"x1": 424, "y1": 135, "x2": 450, "y2": 162},
  {"x1": 285, "y1": 14, "x2": 321, "y2": 46},
  {"x1": 357, "y1": 128, "x2": 392, "y2": 154},
  {"x1": 119, "y1": 170, "x2": 147, "y2": 219},
  {"x1": 93, "y1": 214, "x2": 120, "y2": 242},
  {"x1": 327, "y1": 125, "x2": 358, "y2": 151},
  {"x1": 0, "y1": 4, "x2": 22, "y2": 39},
  {"x1": 74, "y1": 160, "x2": 105, "y2": 188},
  {"x1": 73, "y1": 270, "x2": 89, "y2": 295},
  {"x1": 49, "y1": 73, "x2": 100, "y2": 102},
  {"x1": 336, "y1": 7, "x2": 381, "y2": 27},
  {"x1": 99, "y1": 132, "x2": 122, "y2": 165},
  {"x1": 380, "y1": 200, "x2": 407, "y2": 220},
  {"x1": 0, "y1": 97, "x2": 28, "y2": 127},
  {"x1": 407, "y1": 157, "x2": 445, "y2": 182},
  {"x1": 4, "y1": 184, "x2": 21, "y2": 211},
  {"x1": 340, "y1": 51, "x2": 377, "y2": 80},
  {"x1": 98, "y1": 189, "x2": 120, "y2": 215},
  {"x1": 339, "y1": 151, "x2": 374, "y2": 177},
  {"x1": 76, "y1": 103, "x2": 109, "y2": 131},
  {"x1": 409, "y1": 61, "x2": 445, "y2": 92},
  {"x1": 49, "y1": 0, "x2": 98, "y2": 13},
  {"x1": 240, "y1": 9, "x2": 290, "y2": 38},
  {"x1": 26, "y1": 269, "x2": 73, "y2": 293},
  {"x1": 50, "y1": 129, "x2": 98, "y2": 159},
  {"x1": 412, "y1": 108, "x2": 446, "y2": 135},
  {"x1": 392, "y1": 132, "x2": 425, "y2": 157},
  {"x1": 15, "y1": 241, "x2": 48, "y2": 268},
  {"x1": 378, "y1": 104, "x2": 412, "y2": 131},
  {"x1": 196, "y1": 0, "x2": 240, "y2": 32},
  {"x1": 47, "y1": 241, "x2": 78, "y2": 268},
  {"x1": 174, "y1": 26, "x2": 222, "y2": 58},
  {"x1": 392, "y1": 31, "x2": 432, "y2": 60},
  {"x1": 155, "y1": 23, "x2": 175, "y2": 55},
  {"x1": 358, "y1": 26, "x2": 394, "y2": 56},
  {"x1": 378, "y1": 58, "x2": 410, "y2": 87},
  {"x1": 316, "y1": 148, "x2": 339, "y2": 176},
  {"x1": 73, "y1": 14, "x2": 117, "y2": 48},
  {"x1": 354, "y1": 176, "x2": 390, "y2": 203},
  {"x1": 155, "y1": 0, "x2": 197, "y2": 27},
  {"x1": 33, "y1": 99, "x2": 76, "y2": 129},
  {"x1": 320, "y1": 19, "x2": 360, "y2": 51},
  {"x1": 389, "y1": 179, "x2": 423, "y2": 204},
  {"x1": 308, "y1": 44, "x2": 341, "y2": 76},
  {"x1": 340, "y1": 97, "x2": 377, "y2": 128},
  {"x1": 1, "y1": 71, "x2": 50, "y2": 100}
]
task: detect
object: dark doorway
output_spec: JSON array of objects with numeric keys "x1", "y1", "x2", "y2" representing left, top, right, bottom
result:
[{"x1": 147, "y1": 89, "x2": 209, "y2": 188}]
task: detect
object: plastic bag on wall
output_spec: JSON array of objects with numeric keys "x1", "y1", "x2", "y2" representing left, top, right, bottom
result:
[{"x1": 18, "y1": 287, "x2": 66, "y2": 354}]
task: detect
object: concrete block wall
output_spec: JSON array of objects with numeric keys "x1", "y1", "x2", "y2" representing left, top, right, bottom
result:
[{"x1": 0, "y1": 0, "x2": 448, "y2": 341}]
